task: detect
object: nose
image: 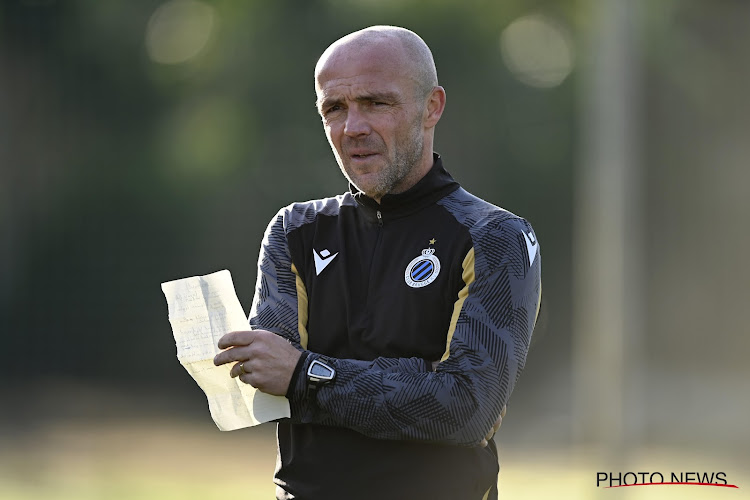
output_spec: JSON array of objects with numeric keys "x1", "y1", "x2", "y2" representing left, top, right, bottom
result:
[{"x1": 343, "y1": 105, "x2": 371, "y2": 137}]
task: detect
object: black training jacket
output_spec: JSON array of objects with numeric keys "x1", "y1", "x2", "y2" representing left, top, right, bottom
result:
[{"x1": 248, "y1": 154, "x2": 542, "y2": 500}]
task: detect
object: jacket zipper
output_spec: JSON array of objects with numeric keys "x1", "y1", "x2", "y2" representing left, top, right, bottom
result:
[{"x1": 362, "y1": 209, "x2": 384, "y2": 311}]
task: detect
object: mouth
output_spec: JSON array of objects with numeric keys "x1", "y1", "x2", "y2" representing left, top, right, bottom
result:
[{"x1": 349, "y1": 152, "x2": 379, "y2": 160}]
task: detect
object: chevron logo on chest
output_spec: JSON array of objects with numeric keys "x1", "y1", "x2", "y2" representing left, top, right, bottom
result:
[{"x1": 313, "y1": 248, "x2": 338, "y2": 276}]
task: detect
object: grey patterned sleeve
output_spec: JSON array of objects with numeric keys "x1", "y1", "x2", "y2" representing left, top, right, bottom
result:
[
  {"x1": 248, "y1": 209, "x2": 303, "y2": 345},
  {"x1": 288, "y1": 214, "x2": 542, "y2": 447}
]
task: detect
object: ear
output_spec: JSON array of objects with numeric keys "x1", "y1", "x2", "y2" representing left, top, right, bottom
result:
[{"x1": 423, "y1": 86, "x2": 446, "y2": 128}]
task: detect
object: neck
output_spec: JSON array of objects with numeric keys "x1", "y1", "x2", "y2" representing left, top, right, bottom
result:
[{"x1": 373, "y1": 138, "x2": 435, "y2": 202}]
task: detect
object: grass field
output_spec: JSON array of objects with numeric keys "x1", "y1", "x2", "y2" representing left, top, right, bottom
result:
[{"x1": 1, "y1": 418, "x2": 747, "y2": 499}]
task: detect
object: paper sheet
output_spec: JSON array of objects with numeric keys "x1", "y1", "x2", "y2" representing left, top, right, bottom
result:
[{"x1": 161, "y1": 269, "x2": 290, "y2": 430}]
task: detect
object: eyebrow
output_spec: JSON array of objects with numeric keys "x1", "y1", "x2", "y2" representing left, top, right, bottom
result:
[{"x1": 317, "y1": 91, "x2": 401, "y2": 111}]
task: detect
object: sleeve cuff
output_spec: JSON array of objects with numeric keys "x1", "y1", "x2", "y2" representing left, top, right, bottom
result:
[{"x1": 285, "y1": 350, "x2": 310, "y2": 399}]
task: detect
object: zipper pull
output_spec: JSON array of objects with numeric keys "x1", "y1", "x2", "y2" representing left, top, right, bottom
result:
[{"x1": 376, "y1": 210, "x2": 383, "y2": 226}]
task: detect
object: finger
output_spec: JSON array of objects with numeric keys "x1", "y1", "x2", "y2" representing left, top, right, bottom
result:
[
  {"x1": 501, "y1": 404, "x2": 507, "y2": 418},
  {"x1": 213, "y1": 345, "x2": 249, "y2": 366},
  {"x1": 229, "y1": 361, "x2": 248, "y2": 378},
  {"x1": 217, "y1": 330, "x2": 256, "y2": 350},
  {"x1": 238, "y1": 372, "x2": 257, "y2": 388},
  {"x1": 480, "y1": 438, "x2": 488, "y2": 448},
  {"x1": 493, "y1": 414, "x2": 503, "y2": 433}
]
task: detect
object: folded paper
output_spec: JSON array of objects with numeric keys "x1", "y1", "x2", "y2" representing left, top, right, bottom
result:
[{"x1": 161, "y1": 269, "x2": 290, "y2": 430}]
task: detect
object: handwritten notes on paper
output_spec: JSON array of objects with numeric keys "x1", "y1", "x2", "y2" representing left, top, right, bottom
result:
[{"x1": 161, "y1": 269, "x2": 290, "y2": 430}]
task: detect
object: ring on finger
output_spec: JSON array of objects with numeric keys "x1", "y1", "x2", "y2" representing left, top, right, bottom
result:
[{"x1": 240, "y1": 362, "x2": 249, "y2": 375}]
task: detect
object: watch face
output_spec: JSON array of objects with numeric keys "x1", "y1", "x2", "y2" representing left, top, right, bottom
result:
[{"x1": 308, "y1": 359, "x2": 334, "y2": 380}]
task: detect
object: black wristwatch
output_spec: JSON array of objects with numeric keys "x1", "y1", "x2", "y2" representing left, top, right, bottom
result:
[
  {"x1": 299, "y1": 357, "x2": 335, "y2": 422},
  {"x1": 307, "y1": 358, "x2": 336, "y2": 401},
  {"x1": 306, "y1": 358, "x2": 336, "y2": 394}
]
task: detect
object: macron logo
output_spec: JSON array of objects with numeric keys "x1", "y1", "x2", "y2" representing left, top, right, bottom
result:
[
  {"x1": 313, "y1": 248, "x2": 338, "y2": 276},
  {"x1": 522, "y1": 231, "x2": 538, "y2": 267}
]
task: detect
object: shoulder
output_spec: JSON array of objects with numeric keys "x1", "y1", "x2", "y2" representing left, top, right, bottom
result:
[
  {"x1": 438, "y1": 187, "x2": 538, "y2": 273},
  {"x1": 272, "y1": 193, "x2": 356, "y2": 234},
  {"x1": 438, "y1": 187, "x2": 535, "y2": 240}
]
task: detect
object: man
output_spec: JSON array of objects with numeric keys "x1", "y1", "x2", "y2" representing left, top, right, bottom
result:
[{"x1": 214, "y1": 26, "x2": 541, "y2": 500}]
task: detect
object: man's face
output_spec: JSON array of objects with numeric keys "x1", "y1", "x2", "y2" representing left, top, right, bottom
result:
[{"x1": 315, "y1": 44, "x2": 426, "y2": 201}]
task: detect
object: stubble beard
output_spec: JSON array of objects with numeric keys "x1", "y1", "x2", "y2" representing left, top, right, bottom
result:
[{"x1": 339, "y1": 118, "x2": 425, "y2": 200}]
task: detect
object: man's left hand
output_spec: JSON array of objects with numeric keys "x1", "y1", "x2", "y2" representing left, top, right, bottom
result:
[
  {"x1": 213, "y1": 330, "x2": 302, "y2": 396},
  {"x1": 480, "y1": 404, "x2": 507, "y2": 447}
]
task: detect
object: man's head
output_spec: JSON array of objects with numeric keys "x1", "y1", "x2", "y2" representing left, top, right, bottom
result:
[{"x1": 314, "y1": 26, "x2": 446, "y2": 202}]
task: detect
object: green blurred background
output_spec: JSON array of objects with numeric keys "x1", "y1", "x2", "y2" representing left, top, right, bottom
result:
[{"x1": 1, "y1": 0, "x2": 748, "y2": 498}]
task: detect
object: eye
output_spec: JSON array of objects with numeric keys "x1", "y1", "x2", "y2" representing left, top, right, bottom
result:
[{"x1": 322, "y1": 104, "x2": 342, "y2": 116}]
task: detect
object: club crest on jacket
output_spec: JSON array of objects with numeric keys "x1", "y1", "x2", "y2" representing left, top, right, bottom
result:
[{"x1": 404, "y1": 248, "x2": 441, "y2": 288}]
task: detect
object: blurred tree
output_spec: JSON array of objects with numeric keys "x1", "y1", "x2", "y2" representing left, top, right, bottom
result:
[{"x1": 0, "y1": 0, "x2": 574, "y2": 402}]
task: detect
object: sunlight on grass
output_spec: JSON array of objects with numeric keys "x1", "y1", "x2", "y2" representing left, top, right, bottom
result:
[
  {"x1": 499, "y1": 448, "x2": 748, "y2": 500},
  {"x1": 0, "y1": 419, "x2": 277, "y2": 500},
  {"x1": 1, "y1": 419, "x2": 747, "y2": 499}
]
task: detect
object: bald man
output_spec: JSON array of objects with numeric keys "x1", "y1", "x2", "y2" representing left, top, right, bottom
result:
[{"x1": 214, "y1": 26, "x2": 541, "y2": 500}]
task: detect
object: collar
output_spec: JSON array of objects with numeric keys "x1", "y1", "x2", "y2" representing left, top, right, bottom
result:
[{"x1": 350, "y1": 153, "x2": 460, "y2": 224}]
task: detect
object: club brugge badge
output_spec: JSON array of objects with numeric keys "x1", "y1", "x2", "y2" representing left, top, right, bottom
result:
[{"x1": 404, "y1": 248, "x2": 441, "y2": 288}]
